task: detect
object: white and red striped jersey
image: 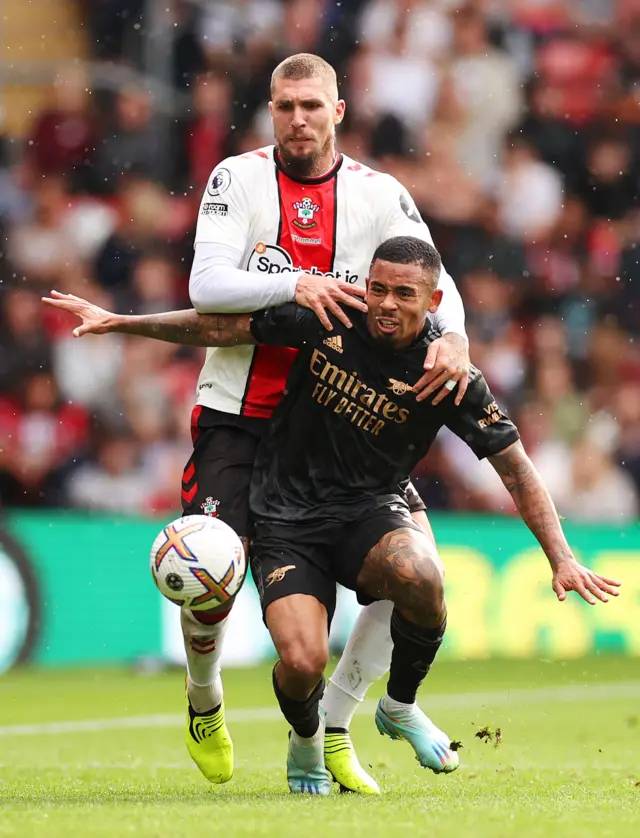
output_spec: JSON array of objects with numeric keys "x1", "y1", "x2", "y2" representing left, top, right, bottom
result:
[{"x1": 193, "y1": 145, "x2": 466, "y2": 419}]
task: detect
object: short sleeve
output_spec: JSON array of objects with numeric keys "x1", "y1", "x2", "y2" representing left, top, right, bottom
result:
[
  {"x1": 377, "y1": 175, "x2": 434, "y2": 244},
  {"x1": 443, "y1": 368, "x2": 520, "y2": 459},
  {"x1": 250, "y1": 304, "x2": 327, "y2": 348},
  {"x1": 194, "y1": 159, "x2": 251, "y2": 251}
]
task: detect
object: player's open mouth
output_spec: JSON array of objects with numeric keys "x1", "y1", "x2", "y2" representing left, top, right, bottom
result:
[{"x1": 376, "y1": 318, "x2": 399, "y2": 334}]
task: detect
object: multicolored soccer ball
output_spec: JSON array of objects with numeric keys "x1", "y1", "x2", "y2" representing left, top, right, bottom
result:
[{"x1": 150, "y1": 515, "x2": 246, "y2": 610}]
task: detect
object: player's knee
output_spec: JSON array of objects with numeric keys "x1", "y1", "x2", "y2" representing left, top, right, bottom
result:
[
  {"x1": 279, "y1": 638, "x2": 328, "y2": 686},
  {"x1": 400, "y1": 551, "x2": 446, "y2": 626},
  {"x1": 427, "y1": 560, "x2": 446, "y2": 619}
]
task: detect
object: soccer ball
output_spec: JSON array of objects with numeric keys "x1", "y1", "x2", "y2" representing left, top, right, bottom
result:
[{"x1": 150, "y1": 515, "x2": 246, "y2": 611}]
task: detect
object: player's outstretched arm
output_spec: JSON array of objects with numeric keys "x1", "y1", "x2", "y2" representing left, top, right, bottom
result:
[
  {"x1": 42, "y1": 291, "x2": 255, "y2": 347},
  {"x1": 488, "y1": 440, "x2": 621, "y2": 605},
  {"x1": 190, "y1": 246, "x2": 367, "y2": 333}
]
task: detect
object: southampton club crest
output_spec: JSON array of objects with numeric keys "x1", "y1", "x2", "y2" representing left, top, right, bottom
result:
[
  {"x1": 293, "y1": 197, "x2": 320, "y2": 229},
  {"x1": 200, "y1": 497, "x2": 220, "y2": 517}
]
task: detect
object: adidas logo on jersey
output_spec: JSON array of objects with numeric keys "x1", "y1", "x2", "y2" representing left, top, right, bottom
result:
[{"x1": 323, "y1": 335, "x2": 343, "y2": 353}]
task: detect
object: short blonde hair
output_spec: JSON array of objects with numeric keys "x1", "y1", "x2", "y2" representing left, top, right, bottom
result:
[{"x1": 270, "y1": 53, "x2": 338, "y2": 99}]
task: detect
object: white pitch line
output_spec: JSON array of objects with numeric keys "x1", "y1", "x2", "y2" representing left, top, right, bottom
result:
[
  {"x1": 1, "y1": 681, "x2": 639, "y2": 738},
  {"x1": 0, "y1": 761, "x2": 630, "y2": 773}
]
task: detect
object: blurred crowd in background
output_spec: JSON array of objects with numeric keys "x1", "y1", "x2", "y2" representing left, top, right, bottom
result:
[{"x1": 1, "y1": 0, "x2": 639, "y2": 521}]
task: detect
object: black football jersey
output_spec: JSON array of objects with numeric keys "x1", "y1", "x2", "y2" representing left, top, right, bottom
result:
[{"x1": 249, "y1": 305, "x2": 519, "y2": 523}]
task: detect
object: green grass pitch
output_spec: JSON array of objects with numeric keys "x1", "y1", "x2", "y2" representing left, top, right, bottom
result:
[{"x1": 0, "y1": 657, "x2": 639, "y2": 837}]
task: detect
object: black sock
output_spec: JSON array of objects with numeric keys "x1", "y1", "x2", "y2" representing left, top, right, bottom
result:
[
  {"x1": 387, "y1": 609, "x2": 446, "y2": 704},
  {"x1": 272, "y1": 666, "x2": 325, "y2": 738}
]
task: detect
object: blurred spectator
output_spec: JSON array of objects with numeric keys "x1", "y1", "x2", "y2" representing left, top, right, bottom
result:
[
  {"x1": 517, "y1": 398, "x2": 572, "y2": 483},
  {"x1": 540, "y1": 419, "x2": 639, "y2": 522},
  {"x1": 515, "y1": 81, "x2": 584, "y2": 188},
  {"x1": 496, "y1": 134, "x2": 564, "y2": 242},
  {"x1": 130, "y1": 400, "x2": 193, "y2": 516},
  {"x1": 613, "y1": 383, "x2": 640, "y2": 492},
  {"x1": 462, "y1": 270, "x2": 526, "y2": 402},
  {"x1": 94, "y1": 177, "x2": 171, "y2": 293},
  {"x1": 25, "y1": 64, "x2": 99, "y2": 193},
  {"x1": 0, "y1": 372, "x2": 89, "y2": 506},
  {"x1": 526, "y1": 197, "x2": 588, "y2": 302},
  {"x1": 587, "y1": 320, "x2": 639, "y2": 394},
  {"x1": 7, "y1": 175, "x2": 116, "y2": 283},
  {"x1": 350, "y1": 11, "x2": 441, "y2": 132},
  {"x1": 533, "y1": 356, "x2": 590, "y2": 444},
  {"x1": 94, "y1": 86, "x2": 163, "y2": 192},
  {"x1": 437, "y1": 428, "x2": 515, "y2": 514},
  {"x1": 0, "y1": 145, "x2": 33, "y2": 224},
  {"x1": 449, "y1": 4, "x2": 523, "y2": 185},
  {"x1": 358, "y1": 0, "x2": 453, "y2": 62},
  {"x1": 80, "y1": 0, "x2": 145, "y2": 62},
  {"x1": 617, "y1": 15, "x2": 640, "y2": 98},
  {"x1": 283, "y1": 0, "x2": 328, "y2": 54},
  {"x1": 576, "y1": 132, "x2": 638, "y2": 220},
  {"x1": 172, "y1": 1, "x2": 207, "y2": 89},
  {"x1": 446, "y1": 198, "x2": 528, "y2": 282},
  {"x1": 179, "y1": 72, "x2": 234, "y2": 194},
  {"x1": 414, "y1": 118, "x2": 485, "y2": 226},
  {"x1": 126, "y1": 255, "x2": 180, "y2": 315},
  {"x1": 534, "y1": 33, "x2": 616, "y2": 125},
  {"x1": 0, "y1": 288, "x2": 53, "y2": 395},
  {"x1": 7, "y1": 176, "x2": 80, "y2": 283},
  {"x1": 610, "y1": 209, "x2": 640, "y2": 335},
  {"x1": 51, "y1": 284, "x2": 125, "y2": 415},
  {"x1": 198, "y1": 0, "x2": 282, "y2": 70},
  {"x1": 67, "y1": 433, "x2": 151, "y2": 513}
]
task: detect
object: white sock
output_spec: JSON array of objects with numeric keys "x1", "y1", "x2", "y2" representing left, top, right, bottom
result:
[
  {"x1": 290, "y1": 715, "x2": 325, "y2": 771},
  {"x1": 321, "y1": 599, "x2": 394, "y2": 729},
  {"x1": 181, "y1": 608, "x2": 230, "y2": 712},
  {"x1": 380, "y1": 693, "x2": 415, "y2": 715}
]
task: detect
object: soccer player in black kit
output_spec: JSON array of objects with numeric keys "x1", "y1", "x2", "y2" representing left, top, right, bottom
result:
[{"x1": 44, "y1": 236, "x2": 620, "y2": 796}]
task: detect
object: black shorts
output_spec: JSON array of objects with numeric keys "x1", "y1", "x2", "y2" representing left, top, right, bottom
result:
[
  {"x1": 180, "y1": 407, "x2": 425, "y2": 540},
  {"x1": 181, "y1": 407, "x2": 268, "y2": 538},
  {"x1": 251, "y1": 500, "x2": 422, "y2": 624}
]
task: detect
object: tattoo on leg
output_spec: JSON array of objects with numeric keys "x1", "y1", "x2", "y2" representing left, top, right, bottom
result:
[{"x1": 358, "y1": 528, "x2": 445, "y2": 627}]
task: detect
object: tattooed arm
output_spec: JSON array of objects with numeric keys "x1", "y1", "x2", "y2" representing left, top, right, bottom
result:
[
  {"x1": 41, "y1": 291, "x2": 255, "y2": 347},
  {"x1": 488, "y1": 440, "x2": 572, "y2": 568},
  {"x1": 488, "y1": 440, "x2": 621, "y2": 604}
]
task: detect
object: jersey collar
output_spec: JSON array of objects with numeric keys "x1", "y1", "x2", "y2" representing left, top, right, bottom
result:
[{"x1": 274, "y1": 149, "x2": 343, "y2": 184}]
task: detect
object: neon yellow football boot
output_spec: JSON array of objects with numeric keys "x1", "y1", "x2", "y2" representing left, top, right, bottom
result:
[
  {"x1": 186, "y1": 693, "x2": 233, "y2": 784},
  {"x1": 324, "y1": 730, "x2": 381, "y2": 794}
]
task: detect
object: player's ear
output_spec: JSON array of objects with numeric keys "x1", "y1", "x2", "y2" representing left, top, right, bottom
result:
[
  {"x1": 268, "y1": 101, "x2": 273, "y2": 115},
  {"x1": 335, "y1": 99, "x2": 346, "y2": 125},
  {"x1": 428, "y1": 288, "x2": 443, "y2": 313},
  {"x1": 365, "y1": 276, "x2": 370, "y2": 292}
]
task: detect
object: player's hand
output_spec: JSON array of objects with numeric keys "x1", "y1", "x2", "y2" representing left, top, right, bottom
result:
[
  {"x1": 41, "y1": 290, "x2": 115, "y2": 337},
  {"x1": 413, "y1": 333, "x2": 470, "y2": 406},
  {"x1": 552, "y1": 560, "x2": 621, "y2": 605},
  {"x1": 295, "y1": 273, "x2": 367, "y2": 331}
]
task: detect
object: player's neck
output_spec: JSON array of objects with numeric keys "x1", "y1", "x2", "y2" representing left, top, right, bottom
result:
[
  {"x1": 312, "y1": 149, "x2": 339, "y2": 179},
  {"x1": 277, "y1": 147, "x2": 339, "y2": 181}
]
